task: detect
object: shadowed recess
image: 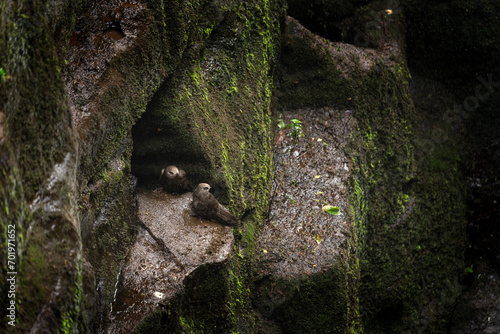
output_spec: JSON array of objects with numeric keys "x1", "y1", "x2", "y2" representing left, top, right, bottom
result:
[{"x1": 131, "y1": 76, "x2": 213, "y2": 190}]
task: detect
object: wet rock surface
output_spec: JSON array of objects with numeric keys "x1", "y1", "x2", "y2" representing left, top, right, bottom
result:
[
  {"x1": 257, "y1": 108, "x2": 354, "y2": 278},
  {"x1": 65, "y1": 0, "x2": 152, "y2": 135},
  {"x1": 5, "y1": 0, "x2": 498, "y2": 332},
  {"x1": 451, "y1": 262, "x2": 500, "y2": 334},
  {"x1": 108, "y1": 188, "x2": 234, "y2": 333},
  {"x1": 252, "y1": 108, "x2": 353, "y2": 333}
]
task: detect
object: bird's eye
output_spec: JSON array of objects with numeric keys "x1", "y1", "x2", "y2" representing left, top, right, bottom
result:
[
  {"x1": 204, "y1": 187, "x2": 209, "y2": 190},
  {"x1": 169, "y1": 171, "x2": 174, "y2": 175}
]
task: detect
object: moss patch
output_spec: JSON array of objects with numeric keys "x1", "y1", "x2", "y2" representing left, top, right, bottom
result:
[
  {"x1": 80, "y1": 136, "x2": 137, "y2": 332},
  {"x1": 348, "y1": 61, "x2": 466, "y2": 332},
  {"x1": 133, "y1": 0, "x2": 282, "y2": 219},
  {"x1": 0, "y1": 1, "x2": 85, "y2": 332},
  {"x1": 131, "y1": 1, "x2": 285, "y2": 332},
  {"x1": 0, "y1": 1, "x2": 79, "y2": 201}
]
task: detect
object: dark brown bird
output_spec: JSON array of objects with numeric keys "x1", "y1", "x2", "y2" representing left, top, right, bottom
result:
[
  {"x1": 191, "y1": 183, "x2": 239, "y2": 227},
  {"x1": 159, "y1": 165, "x2": 191, "y2": 194}
]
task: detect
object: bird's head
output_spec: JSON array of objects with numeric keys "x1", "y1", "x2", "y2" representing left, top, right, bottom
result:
[
  {"x1": 197, "y1": 183, "x2": 211, "y2": 193},
  {"x1": 165, "y1": 165, "x2": 179, "y2": 176}
]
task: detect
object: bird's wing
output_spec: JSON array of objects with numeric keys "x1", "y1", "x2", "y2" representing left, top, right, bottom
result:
[{"x1": 215, "y1": 204, "x2": 239, "y2": 227}]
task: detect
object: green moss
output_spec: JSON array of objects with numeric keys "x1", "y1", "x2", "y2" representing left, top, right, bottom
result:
[
  {"x1": 80, "y1": 135, "x2": 137, "y2": 332},
  {"x1": 346, "y1": 179, "x2": 364, "y2": 333},
  {"x1": 131, "y1": 1, "x2": 284, "y2": 332},
  {"x1": 135, "y1": 0, "x2": 281, "y2": 224},
  {"x1": 19, "y1": 242, "x2": 50, "y2": 325},
  {"x1": 0, "y1": 144, "x2": 29, "y2": 330},
  {"x1": 1, "y1": 1, "x2": 81, "y2": 201},
  {"x1": 348, "y1": 60, "x2": 413, "y2": 331},
  {"x1": 270, "y1": 16, "x2": 415, "y2": 332},
  {"x1": 13, "y1": 218, "x2": 83, "y2": 333},
  {"x1": 226, "y1": 252, "x2": 257, "y2": 333},
  {"x1": 347, "y1": 53, "x2": 466, "y2": 332},
  {"x1": 131, "y1": 311, "x2": 164, "y2": 334},
  {"x1": 60, "y1": 261, "x2": 83, "y2": 334},
  {"x1": 0, "y1": 1, "x2": 85, "y2": 332},
  {"x1": 136, "y1": 0, "x2": 282, "y2": 208}
]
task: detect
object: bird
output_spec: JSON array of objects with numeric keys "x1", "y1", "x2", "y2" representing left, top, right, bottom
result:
[
  {"x1": 191, "y1": 183, "x2": 239, "y2": 227},
  {"x1": 159, "y1": 165, "x2": 191, "y2": 194}
]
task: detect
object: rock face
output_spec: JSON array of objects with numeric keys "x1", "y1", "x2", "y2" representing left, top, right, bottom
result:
[
  {"x1": 2, "y1": 0, "x2": 497, "y2": 333},
  {"x1": 406, "y1": 2, "x2": 500, "y2": 333},
  {"x1": 1, "y1": 0, "x2": 282, "y2": 332},
  {"x1": 0, "y1": 2, "x2": 82, "y2": 333},
  {"x1": 259, "y1": 11, "x2": 462, "y2": 333},
  {"x1": 108, "y1": 189, "x2": 233, "y2": 333},
  {"x1": 254, "y1": 108, "x2": 353, "y2": 333}
]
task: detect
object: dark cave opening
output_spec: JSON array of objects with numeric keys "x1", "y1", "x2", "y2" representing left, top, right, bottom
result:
[
  {"x1": 131, "y1": 78, "x2": 211, "y2": 190},
  {"x1": 286, "y1": 0, "x2": 354, "y2": 43},
  {"x1": 286, "y1": 0, "x2": 393, "y2": 48}
]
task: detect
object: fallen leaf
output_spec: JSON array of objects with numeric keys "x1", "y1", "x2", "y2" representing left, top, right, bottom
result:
[{"x1": 322, "y1": 205, "x2": 341, "y2": 215}]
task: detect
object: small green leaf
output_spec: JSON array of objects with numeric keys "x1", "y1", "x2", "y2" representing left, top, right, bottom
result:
[
  {"x1": 465, "y1": 266, "x2": 473, "y2": 274},
  {"x1": 277, "y1": 119, "x2": 286, "y2": 130},
  {"x1": 322, "y1": 205, "x2": 341, "y2": 215},
  {"x1": 316, "y1": 234, "x2": 322, "y2": 244}
]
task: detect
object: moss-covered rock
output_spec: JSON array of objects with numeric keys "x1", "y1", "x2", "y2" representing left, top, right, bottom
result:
[
  {"x1": 405, "y1": 1, "x2": 500, "y2": 332},
  {"x1": 349, "y1": 70, "x2": 467, "y2": 332},
  {"x1": 130, "y1": 1, "x2": 285, "y2": 332},
  {"x1": 132, "y1": 0, "x2": 284, "y2": 221},
  {"x1": 3, "y1": 0, "x2": 489, "y2": 332},
  {"x1": 276, "y1": 17, "x2": 353, "y2": 110},
  {"x1": 0, "y1": 1, "x2": 84, "y2": 332},
  {"x1": 346, "y1": 16, "x2": 468, "y2": 334},
  {"x1": 273, "y1": 3, "x2": 466, "y2": 332}
]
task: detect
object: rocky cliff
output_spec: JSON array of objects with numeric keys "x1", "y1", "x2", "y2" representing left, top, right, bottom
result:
[{"x1": 1, "y1": 0, "x2": 498, "y2": 333}]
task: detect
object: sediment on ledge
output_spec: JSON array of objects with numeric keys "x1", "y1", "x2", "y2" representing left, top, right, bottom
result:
[{"x1": 108, "y1": 189, "x2": 234, "y2": 333}]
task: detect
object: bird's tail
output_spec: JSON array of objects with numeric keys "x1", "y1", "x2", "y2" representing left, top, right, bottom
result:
[{"x1": 216, "y1": 205, "x2": 240, "y2": 227}]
